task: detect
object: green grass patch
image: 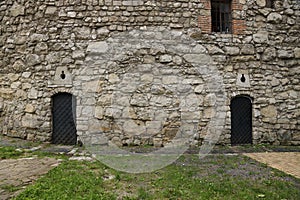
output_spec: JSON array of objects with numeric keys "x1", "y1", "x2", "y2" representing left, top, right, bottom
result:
[
  {"x1": 1, "y1": 184, "x2": 23, "y2": 193},
  {"x1": 31, "y1": 150, "x2": 68, "y2": 160},
  {"x1": 0, "y1": 146, "x2": 24, "y2": 159},
  {"x1": 0, "y1": 145, "x2": 68, "y2": 160},
  {"x1": 14, "y1": 161, "x2": 115, "y2": 200},
  {"x1": 14, "y1": 154, "x2": 300, "y2": 200}
]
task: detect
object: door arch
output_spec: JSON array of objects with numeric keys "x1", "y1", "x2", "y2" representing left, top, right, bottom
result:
[
  {"x1": 230, "y1": 95, "x2": 253, "y2": 145},
  {"x1": 51, "y1": 93, "x2": 77, "y2": 145}
]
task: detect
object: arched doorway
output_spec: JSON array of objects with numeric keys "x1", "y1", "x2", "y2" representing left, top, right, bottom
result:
[
  {"x1": 51, "y1": 93, "x2": 77, "y2": 145},
  {"x1": 230, "y1": 95, "x2": 253, "y2": 145}
]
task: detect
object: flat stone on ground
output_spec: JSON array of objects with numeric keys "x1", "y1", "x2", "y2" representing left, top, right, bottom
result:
[
  {"x1": 0, "y1": 157, "x2": 60, "y2": 200},
  {"x1": 244, "y1": 152, "x2": 300, "y2": 179}
]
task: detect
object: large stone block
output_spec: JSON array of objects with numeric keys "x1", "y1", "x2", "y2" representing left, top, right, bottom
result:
[
  {"x1": 261, "y1": 105, "x2": 277, "y2": 118},
  {"x1": 160, "y1": 55, "x2": 172, "y2": 63},
  {"x1": 162, "y1": 76, "x2": 178, "y2": 84},
  {"x1": 72, "y1": 50, "x2": 85, "y2": 59},
  {"x1": 267, "y1": 13, "x2": 283, "y2": 23},
  {"x1": 241, "y1": 44, "x2": 255, "y2": 55},
  {"x1": 262, "y1": 47, "x2": 276, "y2": 61},
  {"x1": 26, "y1": 54, "x2": 41, "y2": 66},
  {"x1": 74, "y1": 27, "x2": 91, "y2": 39},
  {"x1": 28, "y1": 88, "x2": 38, "y2": 99},
  {"x1": 253, "y1": 31, "x2": 268, "y2": 43},
  {"x1": 22, "y1": 114, "x2": 42, "y2": 128},
  {"x1": 206, "y1": 45, "x2": 224, "y2": 55},
  {"x1": 35, "y1": 42, "x2": 48, "y2": 53},
  {"x1": 10, "y1": 3, "x2": 25, "y2": 17},
  {"x1": 12, "y1": 60, "x2": 25, "y2": 72},
  {"x1": 87, "y1": 42, "x2": 109, "y2": 54},
  {"x1": 8, "y1": 73, "x2": 20, "y2": 82},
  {"x1": 45, "y1": 6, "x2": 57, "y2": 15},
  {"x1": 256, "y1": 0, "x2": 266, "y2": 7},
  {"x1": 192, "y1": 44, "x2": 207, "y2": 53},
  {"x1": 204, "y1": 94, "x2": 217, "y2": 106},
  {"x1": 224, "y1": 46, "x2": 240, "y2": 55},
  {"x1": 183, "y1": 54, "x2": 212, "y2": 64},
  {"x1": 123, "y1": 120, "x2": 146, "y2": 136},
  {"x1": 25, "y1": 104, "x2": 35, "y2": 113},
  {"x1": 278, "y1": 50, "x2": 293, "y2": 58}
]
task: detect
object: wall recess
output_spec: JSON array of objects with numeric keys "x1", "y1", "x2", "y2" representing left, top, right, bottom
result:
[
  {"x1": 236, "y1": 71, "x2": 250, "y2": 87},
  {"x1": 48, "y1": 67, "x2": 73, "y2": 87}
]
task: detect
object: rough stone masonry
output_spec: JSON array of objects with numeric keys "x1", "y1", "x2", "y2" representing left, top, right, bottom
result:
[{"x1": 0, "y1": 0, "x2": 299, "y2": 146}]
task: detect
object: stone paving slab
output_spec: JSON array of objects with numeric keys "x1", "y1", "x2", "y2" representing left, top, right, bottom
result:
[
  {"x1": 243, "y1": 152, "x2": 300, "y2": 179},
  {"x1": 0, "y1": 157, "x2": 61, "y2": 200}
]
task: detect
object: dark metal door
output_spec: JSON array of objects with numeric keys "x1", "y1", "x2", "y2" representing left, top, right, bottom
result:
[
  {"x1": 52, "y1": 93, "x2": 77, "y2": 145},
  {"x1": 230, "y1": 96, "x2": 252, "y2": 145}
]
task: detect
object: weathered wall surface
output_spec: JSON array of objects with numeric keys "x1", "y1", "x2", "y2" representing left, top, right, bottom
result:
[{"x1": 0, "y1": 0, "x2": 299, "y2": 145}]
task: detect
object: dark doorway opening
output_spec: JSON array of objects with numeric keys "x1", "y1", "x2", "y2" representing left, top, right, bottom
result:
[
  {"x1": 230, "y1": 95, "x2": 253, "y2": 145},
  {"x1": 51, "y1": 93, "x2": 77, "y2": 145}
]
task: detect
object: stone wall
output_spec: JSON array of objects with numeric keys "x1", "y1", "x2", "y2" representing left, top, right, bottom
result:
[{"x1": 0, "y1": 0, "x2": 299, "y2": 145}]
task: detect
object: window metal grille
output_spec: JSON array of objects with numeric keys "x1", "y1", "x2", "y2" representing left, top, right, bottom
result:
[
  {"x1": 211, "y1": 0, "x2": 232, "y2": 33},
  {"x1": 266, "y1": 0, "x2": 276, "y2": 8}
]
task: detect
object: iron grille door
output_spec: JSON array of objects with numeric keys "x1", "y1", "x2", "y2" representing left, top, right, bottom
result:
[
  {"x1": 52, "y1": 93, "x2": 77, "y2": 145},
  {"x1": 230, "y1": 96, "x2": 252, "y2": 145}
]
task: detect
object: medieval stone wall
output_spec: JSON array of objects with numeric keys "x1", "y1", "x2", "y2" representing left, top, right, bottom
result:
[{"x1": 0, "y1": 0, "x2": 299, "y2": 145}]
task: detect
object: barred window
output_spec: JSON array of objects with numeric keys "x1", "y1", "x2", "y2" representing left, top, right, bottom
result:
[
  {"x1": 211, "y1": 0, "x2": 232, "y2": 33},
  {"x1": 266, "y1": 0, "x2": 275, "y2": 8}
]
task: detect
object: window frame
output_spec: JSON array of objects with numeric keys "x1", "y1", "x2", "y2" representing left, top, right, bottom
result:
[
  {"x1": 211, "y1": 0, "x2": 232, "y2": 34},
  {"x1": 266, "y1": 0, "x2": 275, "y2": 8}
]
